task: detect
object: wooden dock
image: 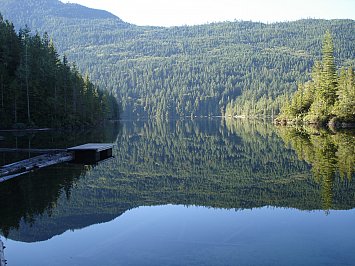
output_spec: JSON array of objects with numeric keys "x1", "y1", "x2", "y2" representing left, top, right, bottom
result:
[
  {"x1": 0, "y1": 143, "x2": 113, "y2": 183},
  {"x1": 67, "y1": 143, "x2": 113, "y2": 164},
  {"x1": 0, "y1": 238, "x2": 5, "y2": 266}
]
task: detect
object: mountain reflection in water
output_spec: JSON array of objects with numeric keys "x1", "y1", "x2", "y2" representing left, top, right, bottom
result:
[{"x1": 0, "y1": 119, "x2": 354, "y2": 244}]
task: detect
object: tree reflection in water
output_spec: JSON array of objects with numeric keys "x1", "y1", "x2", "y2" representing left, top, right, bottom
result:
[
  {"x1": 0, "y1": 119, "x2": 354, "y2": 243},
  {"x1": 276, "y1": 126, "x2": 355, "y2": 212}
]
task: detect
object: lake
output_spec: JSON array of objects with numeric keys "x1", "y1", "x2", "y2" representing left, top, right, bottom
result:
[{"x1": 0, "y1": 119, "x2": 355, "y2": 266}]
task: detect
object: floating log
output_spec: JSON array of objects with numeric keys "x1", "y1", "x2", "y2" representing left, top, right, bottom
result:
[
  {"x1": 0, "y1": 148, "x2": 66, "y2": 154},
  {"x1": 0, "y1": 152, "x2": 73, "y2": 181},
  {"x1": 0, "y1": 238, "x2": 5, "y2": 266},
  {"x1": 0, "y1": 128, "x2": 51, "y2": 132}
]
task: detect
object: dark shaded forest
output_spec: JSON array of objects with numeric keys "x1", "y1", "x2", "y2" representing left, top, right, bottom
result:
[
  {"x1": 1, "y1": 0, "x2": 354, "y2": 119},
  {"x1": 0, "y1": 14, "x2": 119, "y2": 129}
]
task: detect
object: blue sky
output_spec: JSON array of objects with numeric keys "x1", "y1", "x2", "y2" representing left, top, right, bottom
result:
[{"x1": 61, "y1": 0, "x2": 355, "y2": 26}]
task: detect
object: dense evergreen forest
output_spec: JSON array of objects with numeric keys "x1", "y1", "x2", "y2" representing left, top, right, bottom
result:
[
  {"x1": 0, "y1": 0, "x2": 354, "y2": 118},
  {"x1": 1, "y1": 119, "x2": 354, "y2": 242},
  {"x1": 274, "y1": 31, "x2": 354, "y2": 126},
  {"x1": 0, "y1": 14, "x2": 118, "y2": 129}
]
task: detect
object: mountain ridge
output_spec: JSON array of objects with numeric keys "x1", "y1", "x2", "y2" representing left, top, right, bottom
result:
[
  {"x1": 0, "y1": 0, "x2": 125, "y2": 29},
  {"x1": 1, "y1": 0, "x2": 354, "y2": 28}
]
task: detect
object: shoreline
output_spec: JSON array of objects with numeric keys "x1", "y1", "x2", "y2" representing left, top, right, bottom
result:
[{"x1": 273, "y1": 118, "x2": 355, "y2": 130}]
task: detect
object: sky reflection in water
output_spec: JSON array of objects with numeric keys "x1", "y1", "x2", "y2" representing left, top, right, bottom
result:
[{"x1": 5, "y1": 205, "x2": 355, "y2": 266}]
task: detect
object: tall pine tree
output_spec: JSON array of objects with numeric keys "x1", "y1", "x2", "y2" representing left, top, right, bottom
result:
[
  {"x1": 320, "y1": 30, "x2": 337, "y2": 107},
  {"x1": 276, "y1": 30, "x2": 354, "y2": 127}
]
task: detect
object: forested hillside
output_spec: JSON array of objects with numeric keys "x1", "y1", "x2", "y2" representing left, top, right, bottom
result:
[
  {"x1": 1, "y1": 0, "x2": 354, "y2": 118},
  {"x1": 0, "y1": 14, "x2": 118, "y2": 128}
]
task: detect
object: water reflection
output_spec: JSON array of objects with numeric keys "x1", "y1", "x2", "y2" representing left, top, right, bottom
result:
[
  {"x1": 0, "y1": 164, "x2": 87, "y2": 240},
  {"x1": 276, "y1": 126, "x2": 355, "y2": 212},
  {"x1": 0, "y1": 119, "x2": 354, "y2": 244},
  {"x1": 0, "y1": 121, "x2": 121, "y2": 166},
  {"x1": 4, "y1": 205, "x2": 355, "y2": 266},
  {"x1": 0, "y1": 122, "x2": 121, "y2": 241}
]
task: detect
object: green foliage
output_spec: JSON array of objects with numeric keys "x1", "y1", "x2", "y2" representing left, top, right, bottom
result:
[
  {"x1": 276, "y1": 31, "x2": 355, "y2": 126},
  {"x1": 320, "y1": 30, "x2": 338, "y2": 105},
  {"x1": 333, "y1": 67, "x2": 355, "y2": 121},
  {"x1": 0, "y1": 15, "x2": 119, "y2": 128},
  {"x1": 1, "y1": 0, "x2": 354, "y2": 119}
]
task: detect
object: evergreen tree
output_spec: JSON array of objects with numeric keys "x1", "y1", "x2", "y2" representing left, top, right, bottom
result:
[
  {"x1": 306, "y1": 31, "x2": 337, "y2": 123},
  {"x1": 333, "y1": 67, "x2": 355, "y2": 121},
  {"x1": 320, "y1": 30, "x2": 338, "y2": 108},
  {"x1": 0, "y1": 14, "x2": 119, "y2": 129},
  {"x1": 276, "y1": 30, "x2": 354, "y2": 127}
]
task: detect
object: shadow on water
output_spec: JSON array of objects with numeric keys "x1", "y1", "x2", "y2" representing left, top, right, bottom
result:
[
  {"x1": 0, "y1": 121, "x2": 122, "y2": 166},
  {"x1": 0, "y1": 164, "x2": 87, "y2": 240},
  {"x1": 0, "y1": 121, "x2": 121, "y2": 241},
  {"x1": 0, "y1": 119, "x2": 354, "y2": 243}
]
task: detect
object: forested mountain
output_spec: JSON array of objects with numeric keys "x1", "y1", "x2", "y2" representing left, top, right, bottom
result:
[
  {"x1": 0, "y1": 14, "x2": 119, "y2": 128},
  {"x1": 0, "y1": 0, "x2": 354, "y2": 118},
  {"x1": 0, "y1": 0, "x2": 122, "y2": 28}
]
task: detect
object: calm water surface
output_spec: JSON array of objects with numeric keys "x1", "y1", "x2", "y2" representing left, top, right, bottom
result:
[{"x1": 0, "y1": 119, "x2": 354, "y2": 266}]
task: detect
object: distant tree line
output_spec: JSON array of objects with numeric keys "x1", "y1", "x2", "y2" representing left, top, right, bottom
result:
[
  {"x1": 0, "y1": 14, "x2": 119, "y2": 129},
  {"x1": 275, "y1": 31, "x2": 354, "y2": 127}
]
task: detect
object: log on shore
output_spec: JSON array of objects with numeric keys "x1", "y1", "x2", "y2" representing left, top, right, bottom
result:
[{"x1": 0, "y1": 152, "x2": 74, "y2": 181}]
